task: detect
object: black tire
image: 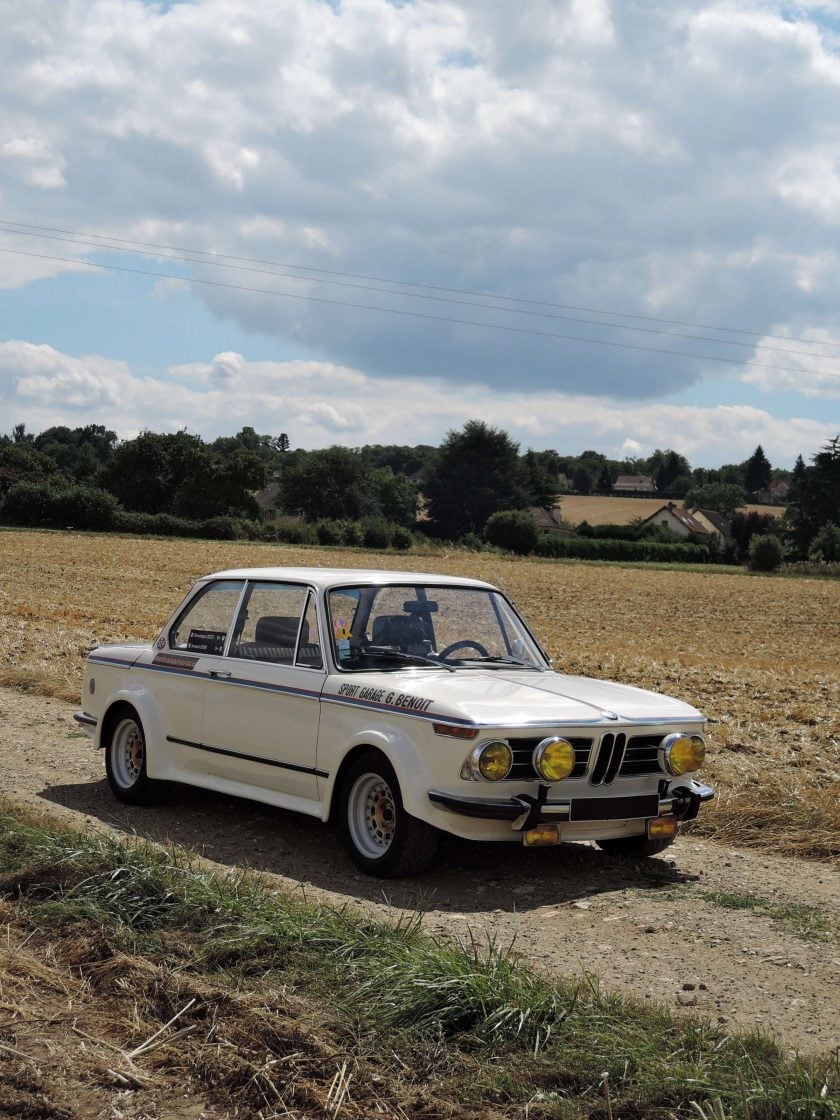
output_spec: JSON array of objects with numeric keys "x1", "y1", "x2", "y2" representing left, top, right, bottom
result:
[
  {"x1": 104, "y1": 705, "x2": 170, "y2": 806},
  {"x1": 596, "y1": 834, "x2": 675, "y2": 858},
  {"x1": 339, "y1": 751, "x2": 440, "y2": 877}
]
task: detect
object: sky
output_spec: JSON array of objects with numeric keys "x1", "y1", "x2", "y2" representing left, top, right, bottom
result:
[{"x1": 1, "y1": 0, "x2": 840, "y2": 468}]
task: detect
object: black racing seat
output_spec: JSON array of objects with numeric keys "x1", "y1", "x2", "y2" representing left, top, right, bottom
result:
[
  {"x1": 255, "y1": 615, "x2": 309, "y2": 646},
  {"x1": 370, "y1": 614, "x2": 426, "y2": 651},
  {"x1": 230, "y1": 615, "x2": 320, "y2": 665}
]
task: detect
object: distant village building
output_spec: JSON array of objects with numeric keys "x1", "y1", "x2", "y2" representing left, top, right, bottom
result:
[
  {"x1": 639, "y1": 503, "x2": 712, "y2": 541},
  {"x1": 254, "y1": 478, "x2": 282, "y2": 518},
  {"x1": 757, "y1": 479, "x2": 790, "y2": 504},
  {"x1": 690, "y1": 508, "x2": 730, "y2": 543},
  {"x1": 529, "y1": 507, "x2": 574, "y2": 537},
  {"x1": 613, "y1": 474, "x2": 657, "y2": 494}
]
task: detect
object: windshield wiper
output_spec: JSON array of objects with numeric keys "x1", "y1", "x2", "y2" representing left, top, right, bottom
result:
[
  {"x1": 452, "y1": 655, "x2": 531, "y2": 667},
  {"x1": 359, "y1": 646, "x2": 456, "y2": 672}
]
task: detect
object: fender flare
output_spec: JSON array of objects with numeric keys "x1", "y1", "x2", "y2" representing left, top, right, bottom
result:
[
  {"x1": 97, "y1": 688, "x2": 169, "y2": 780},
  {"x1": 321, "y1": 725, "x2": 434, "y2": 824}
]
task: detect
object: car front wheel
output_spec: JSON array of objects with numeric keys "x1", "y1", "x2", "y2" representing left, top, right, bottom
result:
[
  {"x1": 339, "y1": 752, "x2": 439, "y2": 877},
  {"x1": 104, "y1": 706, "x2": 169, "y2": 805},
  {"x1": 596, "y1": 833, "x2": 675, "y2": 858}
]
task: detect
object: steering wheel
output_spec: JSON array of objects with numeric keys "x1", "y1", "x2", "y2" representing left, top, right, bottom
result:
[{"x1": 437, "y1": 639, "x2": 489, "y2": 660}]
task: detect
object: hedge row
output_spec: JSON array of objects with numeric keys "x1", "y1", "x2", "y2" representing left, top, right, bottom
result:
[
  {"x1": 0, "y1": 480, "x2": 414, "y2": 550},
  {"x1": 1, "y1": 480, "x2": 120, "y2": 530},
  {"x1": 1, "y1": 480, "x2": 713, "y2": 564},
  {"x1": 534, "y1": 534, "x2": 712, "y2": 563}
]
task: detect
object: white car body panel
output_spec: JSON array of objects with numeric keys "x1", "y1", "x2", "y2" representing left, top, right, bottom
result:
[{"x1": 77, "y1": 566, "x2": 713, "y2": 861}]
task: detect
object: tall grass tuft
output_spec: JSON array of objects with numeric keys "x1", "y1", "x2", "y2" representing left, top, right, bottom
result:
[{"x1": 1, "y1": 802, "x2": 837, "y2": 1119}]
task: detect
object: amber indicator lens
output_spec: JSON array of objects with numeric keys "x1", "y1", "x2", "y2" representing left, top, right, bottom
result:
[
  {"x1": 433, "y1": 723, "x2": 479, "y2": 740},
  {"x1": 522, "y1": 824, "x2": 561, "y2": 846},
  {"x1": 647, "y1": 816, "x2": 678, "y2": 840}
]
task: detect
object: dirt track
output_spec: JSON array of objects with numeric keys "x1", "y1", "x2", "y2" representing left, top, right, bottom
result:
[{"x1": 1, "y1": 685, "x2": 837, "y2": 1056}]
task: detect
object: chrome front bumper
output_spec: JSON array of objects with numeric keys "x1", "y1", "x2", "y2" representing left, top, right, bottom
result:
[{"x1": 428, "y1": 780, "x2": 714, "y2": 832}]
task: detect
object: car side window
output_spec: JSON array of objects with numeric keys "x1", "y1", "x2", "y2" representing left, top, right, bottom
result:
[
  {"x1": 169, "y1": 581, "x2": 245, "y2": 654},
  {"x1": 229, "y1": 582, "x2": 309, "y2": 666}
]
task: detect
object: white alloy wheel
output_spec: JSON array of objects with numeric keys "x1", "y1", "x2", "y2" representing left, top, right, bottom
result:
[
  {"x1": 110, "y1": 717, "x2": 146, "y2": 790},
  {"x1": 338, "y1": 752, "x2": 440, "y2": 877},
  {"x1": 104, "y1": 705, "x2": 169, "y2": 806},
  {"x1": 346, "y1": 771, "x2": 398, "y2": 859}
]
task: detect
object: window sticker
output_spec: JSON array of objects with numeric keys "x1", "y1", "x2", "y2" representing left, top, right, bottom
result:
[{"x1": 186, "y1": 628, "x2": 227, "y2": 655}]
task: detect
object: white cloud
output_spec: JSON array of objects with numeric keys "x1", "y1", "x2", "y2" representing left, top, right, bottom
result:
[
  {"x1": 741, "y1": 327, "x2": 840, "y2": 398},
  {"x1": 0, "y1": 341, "x2": 130, "y2": 407},
  {"x1": 773, "y1": 148, "x2": 840, "y2": 225},
  {"x1": 1, "y1": 133, "x2": 66, "y2": 188},
  {"x1": 1, "y1": 342, "x2": 834, "y2": 466},
  {"x1": 1, "y1": 0, "x2": 840, "y2": 410}
]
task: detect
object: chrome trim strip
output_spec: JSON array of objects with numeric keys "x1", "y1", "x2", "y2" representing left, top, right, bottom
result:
[
  {"x1": 87, "y1": 654, "x2": 142, "y2": 668},
  {"x1": 131, "y1": 659, "x2": 325, "y2": 701}
]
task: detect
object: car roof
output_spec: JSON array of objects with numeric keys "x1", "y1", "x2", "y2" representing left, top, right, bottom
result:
[{"x1": 199, "y1": 566, "x2": 498, "y2": 592}]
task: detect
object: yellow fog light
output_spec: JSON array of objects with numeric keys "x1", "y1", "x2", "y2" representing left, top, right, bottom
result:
[
  {"x1": 465, "y1": 739, "x2": 512, "y2": 781},
  {"x1": 647, "y1": 816, "x2": 678, "y2": 841},
  {"x1": 660, "y1": 732, "x2": 705, "y2": 776},
  {"x1": 533, "y1": 737, "x2": 576, "y2": 782},
  {"x1": 523, "y1": 823, "x2": 561, "y2": 847}
]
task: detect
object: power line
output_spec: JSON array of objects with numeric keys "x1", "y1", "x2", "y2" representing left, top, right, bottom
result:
[
  {"x1": 2, "y1": 217, "x2": 839, "y2": 352},
  {"x1": 3, "y1": 244, "x2": 839, "y2": 381},
  {"x1": 1, "y1": 223, "x2": 839, "y2": 363}
]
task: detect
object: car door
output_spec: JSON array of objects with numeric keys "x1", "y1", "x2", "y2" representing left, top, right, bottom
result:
[
  {"x1": 138, "y1": 578, "x2": 246, "y2": 772},
  {"x1": 198, "y1": 580, "x2": 326, "y2": 808}
]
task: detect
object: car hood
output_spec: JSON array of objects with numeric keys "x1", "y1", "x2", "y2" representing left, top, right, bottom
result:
[{"x1": 333, "y1": 668, "x2": 703, "y2": 728}]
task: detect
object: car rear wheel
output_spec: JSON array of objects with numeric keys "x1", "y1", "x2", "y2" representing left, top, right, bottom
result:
[
  {"x1": 596, "y1": 834, "x2": 675, "y2": 858},
  {"x1": 339, "y1": 752, "x2": 439, "y2": 877},
  {"x1": 104, "y1": 706, "x2": 169, "y2": 805}
]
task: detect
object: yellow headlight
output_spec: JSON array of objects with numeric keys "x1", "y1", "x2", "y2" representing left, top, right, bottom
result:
[
  {"x1": 533, "y1": 737, "x2": 576, "y2": 782},
  {"x1": 661, "y1": 732, "x2": 705, "y2": 776},
  {"x1": 477, "y1": 740, "x2": 513, "y2": 781}
]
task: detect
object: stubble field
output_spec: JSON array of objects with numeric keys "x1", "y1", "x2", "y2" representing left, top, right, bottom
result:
[
  {"x1": 0, "y1": 528, "x2": 837, "y2": 859},
  {"x1": 558, "y1": 494, "x2": 783, "y2": 525}
]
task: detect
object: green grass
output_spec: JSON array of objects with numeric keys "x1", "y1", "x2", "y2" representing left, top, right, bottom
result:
[
  {"x1": 0, "y1": 800, "x2": 837, "y2": 1120},
  {"x1": 700, "y1": 890, "x2": 838, "y2": 942}
]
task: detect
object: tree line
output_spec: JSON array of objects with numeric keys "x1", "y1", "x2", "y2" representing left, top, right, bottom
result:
[{"x1": 0, "y1": 420, "x2": 837, "y2": 564}]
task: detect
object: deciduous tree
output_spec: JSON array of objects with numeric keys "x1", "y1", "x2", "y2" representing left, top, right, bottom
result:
[
  {"x1": 425, "y1": 420, "x2": 527, "y2": 539},
  {"x1": 685, "y1": 481, "x2": 747, "y2": 519}
]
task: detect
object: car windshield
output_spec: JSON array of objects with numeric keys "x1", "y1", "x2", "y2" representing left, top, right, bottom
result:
[{"x1": 327, "y1": 584, "x2": 549, "y2": 671}]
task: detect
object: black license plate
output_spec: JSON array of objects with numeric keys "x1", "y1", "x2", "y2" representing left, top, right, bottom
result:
[{"x1": 569, "y1": 795, "x2": 659, "y2": 822}]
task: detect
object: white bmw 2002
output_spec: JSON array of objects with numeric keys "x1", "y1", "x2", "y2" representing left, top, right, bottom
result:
[{"x1": 76, "y1": 567, "x2": 713, "y2": 876}]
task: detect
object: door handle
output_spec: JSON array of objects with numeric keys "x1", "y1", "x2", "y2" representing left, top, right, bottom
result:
[{"x1": 209, "y1": 670, "x2": 232, "y2": 679}]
